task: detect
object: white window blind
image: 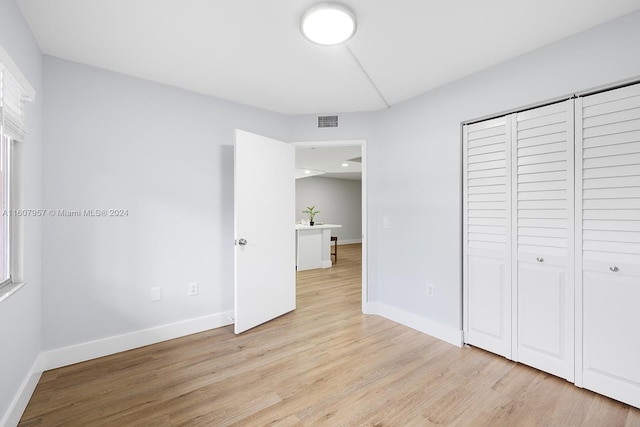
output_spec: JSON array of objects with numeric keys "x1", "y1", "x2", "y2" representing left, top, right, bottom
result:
[{"x1": 0, "y1": 63, "x2": 30, "y2": 142}]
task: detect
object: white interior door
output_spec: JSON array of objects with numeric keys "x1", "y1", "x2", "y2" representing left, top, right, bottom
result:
[
  {"x1": 463, "y1": 116, "x2": 513, "y2": 359},
  {"x1": 576, "y1": 84, "x2": 640, "y2": 408},
  {"x1": 234, "y1": 129, "x2": 295, "y2": 334},
  {"x1": 514, "y1": 100, "x2": 574, "y2": 381}
]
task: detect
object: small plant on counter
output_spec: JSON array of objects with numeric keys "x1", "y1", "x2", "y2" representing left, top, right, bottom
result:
[{"x1": 302, "y1": 206, "x2": 320, "y2": 225}]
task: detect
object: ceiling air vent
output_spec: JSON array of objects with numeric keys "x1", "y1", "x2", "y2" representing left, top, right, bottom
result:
[{"x1": 318, "y1": 115, "x2": 338, "y2": 128}]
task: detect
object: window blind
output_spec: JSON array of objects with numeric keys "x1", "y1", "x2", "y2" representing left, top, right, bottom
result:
[{"x1": 0, "y1": 64, "x2": 30, "y2": 142}]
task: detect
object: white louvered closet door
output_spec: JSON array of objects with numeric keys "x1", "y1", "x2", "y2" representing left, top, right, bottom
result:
[
  {"x1": 513, "y1": 100, "x2": 575, "y2": 381},
  {"x1": 576, "y1": 84, "x2": 640, "y2": 408},
  {"x1": 463, "y1": 117, "x2": 512, "y2": 359}
]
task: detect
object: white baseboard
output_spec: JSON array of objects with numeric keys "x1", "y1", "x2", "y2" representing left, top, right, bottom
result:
[
  {"x1": 1, "y1": 355, "x2": 43, "y2": 427},
  {"x1": 41, "y1": 310, "x2": 234, "y2": 371},
  {"x1": 337, "y1": 238, "x2": 361, "y2": 245},
  {"x1": 365, "y1": 302, "x2": 463, "y2": 348}
]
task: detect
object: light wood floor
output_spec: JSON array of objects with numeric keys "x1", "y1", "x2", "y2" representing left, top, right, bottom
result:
[{"x1": 20, "y1": 244, "x2": 640, "y2": 426}]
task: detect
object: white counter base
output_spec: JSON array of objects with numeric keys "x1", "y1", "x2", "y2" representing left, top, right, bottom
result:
[{"x1": 295, "y1": 224, "x2": 341, "y2": 271}]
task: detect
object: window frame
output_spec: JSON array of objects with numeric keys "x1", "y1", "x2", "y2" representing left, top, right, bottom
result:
[
  {"x1": 0, "y1": 133, "x2": 11, "y2": 287},
  {"x1": 0, "y1": 45, "x2": 33, "y2": 303},
  {"x1": 0, "y1": 130, "x2": 24, "y2": 303}
]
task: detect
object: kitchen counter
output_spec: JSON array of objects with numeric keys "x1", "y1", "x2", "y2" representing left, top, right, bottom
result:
[{"x1": 295, "y1": 224, "x2": 341, "y2": 271}]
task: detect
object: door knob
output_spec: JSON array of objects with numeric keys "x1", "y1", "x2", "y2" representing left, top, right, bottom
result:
[
  {"x1": 610, "y1": 266, "x2": 619, "y2": 272},
  {"x1": 536, "y1": 257, "x2": 544, "y2": 263},
  {"x1": 238, "y1": 238, "x2": 248, "y2": 246}
]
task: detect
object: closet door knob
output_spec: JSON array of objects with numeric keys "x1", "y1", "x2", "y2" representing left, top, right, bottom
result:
[
  {"x1": 536, "y1": 257, "x2": 544, "y2": 263},
  {"x1": 610, "y1": 266, "x2": 619, "y2": 272}
]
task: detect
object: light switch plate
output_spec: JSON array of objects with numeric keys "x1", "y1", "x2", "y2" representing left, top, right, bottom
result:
[{"x1": 151, "y1": 286, "x2": 162, "y2": 302}]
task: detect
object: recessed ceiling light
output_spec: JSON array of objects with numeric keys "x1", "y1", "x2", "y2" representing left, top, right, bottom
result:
[
  {"x1": 341, "y1": 163, "x2": 349, "y2": 167},
  {"x1": 300, "y1": 3, "x2": 357, "y2": 46},
  {"x1": 305, "y1": 170, "x2": 311, "y2": 174}
]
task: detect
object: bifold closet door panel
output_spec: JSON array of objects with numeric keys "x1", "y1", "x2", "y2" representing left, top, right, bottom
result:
[
  {"x1": 463, "y1": 117, "x2": 512, "y2": 358},
  {"x1": 577, "y1": 84, "x2": 640, "y2": 408},
  {"x1": 514, "y1": 100, "x2": 575, "y2": 381}
]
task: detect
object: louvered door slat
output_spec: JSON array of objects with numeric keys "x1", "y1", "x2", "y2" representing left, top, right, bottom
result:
[
  {"x1": 468, "y1": 168, "x2": 506, "y2": 179},
  {"x1": 583, "y1": 106, "x2": 640, "y2": 128},
  {"x1": 468, "y1": 193, "x2": 506, "y2": 202},
  {"x1": 583, "y1": 240, "x2": 640, "y2": 254},
  {"x1": 583, "y1": 229, "x2": 640, "y2": 244},
  {"x1": 468, "y1": 217, "x2": 505, "y2": 226},
  {"x1": 583, "y1": 152, "x2": 640, "y2": 168},
  {"x1": 518, "y1": 190, "x2": 568, "y2": 201},
  {"x1": 469, "y1": 142, "x2": 507, "y2": 156},
  {"x1": 469, "y1": 150, "x2": 508, "y2": 163},
  {"x1": 583, "y1": 174, "x2": 640, "y2": 187},
  {"x1": 519, "y1": 141, "x2": 567, "y2": 157},
  {"x1": 519, "y1": 218, "x2": 567, "y2": 228},
  {"x1": 583, "y1": 118, "x2": 640, "y2": 138},
  {"x1": 519, "y1": 161, "x2": 567, "y2": 174},
  {"x1": 582, "y1": 129, "x2": 640, "y2": 148},
  {"x1": 584, "y1": 198, "x2": 640, "y2": 209},
  {"x1": 518, "y1": 227, "x2": 568, "y2": 238},
  {"x1": 583, "y1": 209, "x2": 640, "y2": 220},
  {"x1": 584, "y1": 141, "x2": 640, "y2": 158},
  {"x1": 584, "y1": 95, "x2": 640, "y2": 117},
  {"x1": 518, "y1": 132, "x2": 567, "y2": 148},
  {"x1": 518, "y1": 178, "x2": 566, "y2": 191},
  {"x1": 518, "y1": 170, "x2": 566, "y2": 183},
  {"x1": 469, "y1": 225, "x2": 506, "y2": 234},
  {"x1": 583, "y1": 187, "x2": 640, "y2": 199},
  {"x1": 518, "y1": 151, "x2": 567, "y2": 165},
  {"x1": 518, "y1": 122, "x2": 568, "y2": 139},
  {"x1": 519, "y1": 199, "x2": 567, "y2": 209},
  {"x1": 583, "y1": 165, "x2": 640, "y2": 179},
  {"x1": 583, "y1": 219, "x2": 640, "y2": 232}
]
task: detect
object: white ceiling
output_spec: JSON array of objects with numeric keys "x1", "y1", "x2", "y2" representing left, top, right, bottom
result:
[
  {"x1": 17, "y1": 0, "x2": 640, "y2": 115},
  {"x1": 296, "y1": 146, "x2": 362, "y2": 181}
]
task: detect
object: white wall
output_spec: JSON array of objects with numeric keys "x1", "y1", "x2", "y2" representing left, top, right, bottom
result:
[
  {"x1": 0, "y1": 1, "x2": 43, "y2": 425},
  {"x1": 289, "y1": 10, "x2": 640, "y2": 344},
  {"x1": 41, "y1": 56, "x2": 289, "y2": 352},
  {"x1": 296, "y1": 176, "x2": 362, "y2": 243}
]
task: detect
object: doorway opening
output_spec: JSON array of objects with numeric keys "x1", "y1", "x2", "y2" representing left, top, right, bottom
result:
[{"x1": 293, "y1": 140, "x2": 367, "y2": 312}]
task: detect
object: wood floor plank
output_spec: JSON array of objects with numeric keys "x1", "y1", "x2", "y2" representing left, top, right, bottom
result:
[{"x1": 19, "y1": 244, "x2": 640, "y2": 426}]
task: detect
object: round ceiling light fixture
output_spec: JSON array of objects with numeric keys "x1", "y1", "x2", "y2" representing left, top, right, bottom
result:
[{"x1": 300, "y1": 3, "x2": 357, "y2": 46}]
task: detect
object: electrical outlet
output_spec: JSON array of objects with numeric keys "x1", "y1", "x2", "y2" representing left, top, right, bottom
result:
[
  {"x1": 426, "y1": 285, "x2": 435, "y2": 297},
  {"x1": 188, "y1": 282, "x2": 199, "y2": 296},
  {"x1": 151, "y1": 286, "x2": 162, "y2": 302}
]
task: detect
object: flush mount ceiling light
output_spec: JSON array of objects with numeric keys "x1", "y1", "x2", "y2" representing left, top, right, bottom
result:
[{"x1": 301, "y1": 3, "x2": 357, "y2": 46}]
